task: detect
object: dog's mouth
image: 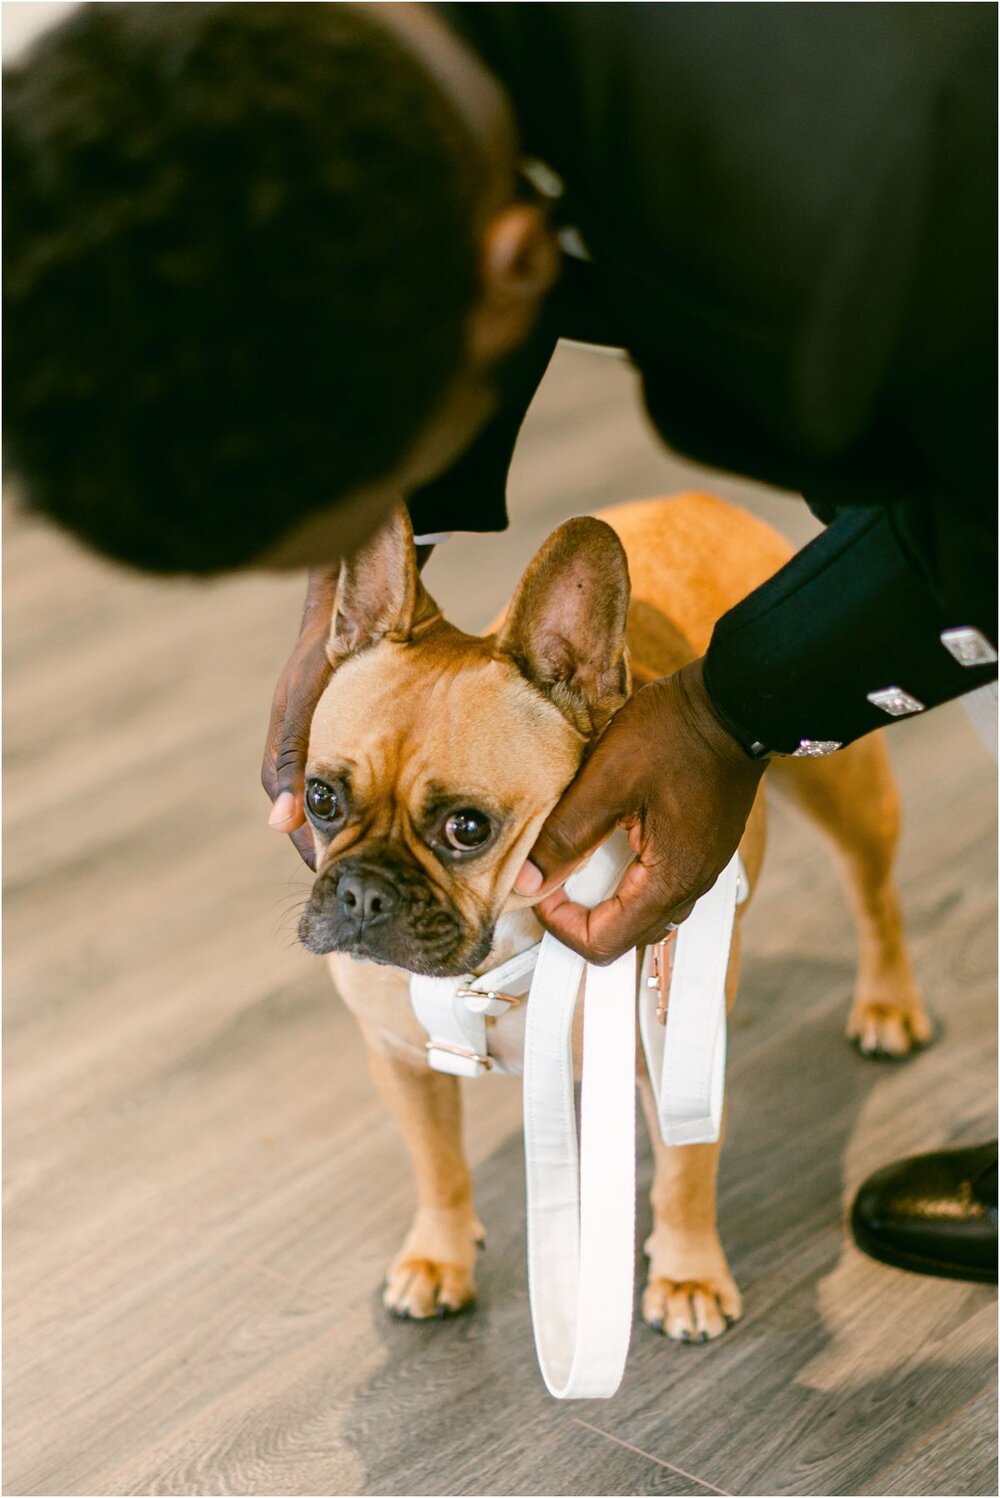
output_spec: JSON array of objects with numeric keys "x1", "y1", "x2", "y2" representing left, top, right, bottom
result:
[
  {"x1": 298, "y1": 916, "x2": 494, "y2": 979},
  {"x1": 298, "y1": 863, "x2": 494, "y2": 978}
]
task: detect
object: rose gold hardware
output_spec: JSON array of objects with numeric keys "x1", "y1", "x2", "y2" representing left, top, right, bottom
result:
[
  {"x1": 425, "y1": 1041, "x2": 493, "y2": 1070},
  {"x1": 646, "y1": 932, "x2": 677, "y2": 1025}
]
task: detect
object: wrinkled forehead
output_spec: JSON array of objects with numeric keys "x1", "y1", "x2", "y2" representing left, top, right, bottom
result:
[{"x1": 307, "y1": 639, "x2": 582, "y2": 802}]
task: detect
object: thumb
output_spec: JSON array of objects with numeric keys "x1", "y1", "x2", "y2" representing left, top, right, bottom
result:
[{"x1": 515, "y1": 749, "x2": 624, "y2": 896}]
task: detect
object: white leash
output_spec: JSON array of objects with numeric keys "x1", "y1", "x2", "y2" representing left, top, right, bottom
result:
[
  {"x1": 639, "y1": 852, "x2": 745, "y2": 1147},
  {"x1": 410, "y1": 832, "x2": 745, "y2": 1399},
  {"x1": 523, "y1": 833, "x2": 637, "y2": 1398}
]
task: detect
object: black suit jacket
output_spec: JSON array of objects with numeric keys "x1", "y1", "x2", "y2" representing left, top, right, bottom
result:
[{"x1": 412, "y1": 2, "x2": 997, "y2": 751}]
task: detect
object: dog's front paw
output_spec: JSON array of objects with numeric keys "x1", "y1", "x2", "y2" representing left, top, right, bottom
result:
[
  {"x1": 642, "y1": 1274, "x2": 742, "y2": 1342},
  {"x1": 642, "y1": 1230, "x2": 741, "y2": 1343},
  {"x1": 384, "y1": 1257, "x2": 476, "y2": 1319},
  {"x1": 383, "y1": 1206, "x2": 482, "y2": 1320},
  {"x1": 846, "y1": 998, "x2": 934, "y2": 1059}
]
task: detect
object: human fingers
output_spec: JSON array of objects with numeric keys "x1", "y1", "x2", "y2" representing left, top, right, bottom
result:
[
  {"x1": 514, "y1": 735, "x2": 630, "y2": 897},
  {"x1": 533, "y1": 857, "x2": 699, "y2": 964},
  {"x1": 262, "y1": 571, "x2": 338, "y2": 863}
]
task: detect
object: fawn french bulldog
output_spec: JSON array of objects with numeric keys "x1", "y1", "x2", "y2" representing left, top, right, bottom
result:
[{"x1": 298, "y1": 493, "x2": 931, "y2": 1338}]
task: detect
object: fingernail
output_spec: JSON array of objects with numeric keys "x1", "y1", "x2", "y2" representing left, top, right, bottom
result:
[
  {"x1": 515, "y1": 860, "x2": 544, "y2": 896},
  {"x1": 268, "y1": 791, "x2": 297, "y2": 830}
]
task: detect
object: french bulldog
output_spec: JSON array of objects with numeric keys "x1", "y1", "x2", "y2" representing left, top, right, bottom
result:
[{"x1": 299, "y1": 493, "x2": 931, "y2": 1338}]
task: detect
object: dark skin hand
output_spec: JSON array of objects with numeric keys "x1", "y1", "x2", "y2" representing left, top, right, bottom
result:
[
  {"x1": 262, "y1": 565, "x2": 339, "y2": 869},
  {"x1": 512, "y1": 661, "x2": 767, "y2": 963}
]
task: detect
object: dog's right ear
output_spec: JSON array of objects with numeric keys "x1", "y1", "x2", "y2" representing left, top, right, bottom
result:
[
  {"x1": 326, "y1": 507, "x2": 437, "y2": 665},
  {"x1": 497, "y1": 515, "x2": 631, "y2": 735}
]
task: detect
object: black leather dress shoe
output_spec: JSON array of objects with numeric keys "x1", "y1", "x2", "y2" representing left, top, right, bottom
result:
[{"x1": 850, "y1": 1142, "x2": 998, "y2": 1283}]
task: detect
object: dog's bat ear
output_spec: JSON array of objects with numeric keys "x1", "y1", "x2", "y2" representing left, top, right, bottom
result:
[
  {"x1": 496, "y1": 516, "x2": 631, "y2": 734},
  {"x1": 327, "y1": 506, "x2": 437, "y2": 664}
]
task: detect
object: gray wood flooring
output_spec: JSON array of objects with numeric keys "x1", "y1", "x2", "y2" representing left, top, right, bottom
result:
[{"x1": 4, "y1": 345, "x2": 997, "y2": 1496}]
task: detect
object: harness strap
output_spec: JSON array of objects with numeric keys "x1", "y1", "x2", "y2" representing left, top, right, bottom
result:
[{"x1": 411, "y1": 943, "x2": 540, "y2": 1077}]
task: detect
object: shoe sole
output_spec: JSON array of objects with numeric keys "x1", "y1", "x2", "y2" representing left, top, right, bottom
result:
[{"x1": 851, "y1": 1217, "x2": 998, "y2": 1285}]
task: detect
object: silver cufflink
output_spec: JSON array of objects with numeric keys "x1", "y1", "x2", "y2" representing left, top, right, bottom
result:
[
  {"x1": 940, "y1": 627, "x2": 998, "y2": 668},
  {"x1": 866, "y1": 686, "x2": 926, "y2": 717},
  {"x1": 791, "y1": 739, "x2": 842, "y2": 757}
]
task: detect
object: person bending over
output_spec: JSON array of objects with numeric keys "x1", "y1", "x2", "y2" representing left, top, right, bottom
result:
[{"x1": 4, "y1": 3, "x2": 996, "y2": 1281}]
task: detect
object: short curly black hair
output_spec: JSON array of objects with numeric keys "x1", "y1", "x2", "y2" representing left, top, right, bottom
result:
[{"x1": 3, "y1": 3, "x2": 481, "y2": 573}]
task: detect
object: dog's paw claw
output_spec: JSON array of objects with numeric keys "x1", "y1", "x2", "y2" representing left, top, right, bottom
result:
[
  {"x1": 439, "y1": 1299, "x2": 473, "y2": 1319},
  {"x1": 846, "y1": 1001, "x2": 934, "y2": 1060},
  {"x1": 642, "y1": 1275, "x2": 742, "y2": 1344},
  {"x1": 383, "y1": 1257, "x2": 476, "y2": 1321}
]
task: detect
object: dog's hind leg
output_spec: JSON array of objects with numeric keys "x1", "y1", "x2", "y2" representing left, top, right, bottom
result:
[
  {"x1": 364, "y1": 1041, "x2": 483, "y2": 1319},
  {"x1": 768, "y1": 735, "x2": 932, "y2": 1058}
]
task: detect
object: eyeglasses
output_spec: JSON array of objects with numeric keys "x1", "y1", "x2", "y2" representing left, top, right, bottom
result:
[{"x1": 517, "y1": 156, "x2": 565, "y2": 203}]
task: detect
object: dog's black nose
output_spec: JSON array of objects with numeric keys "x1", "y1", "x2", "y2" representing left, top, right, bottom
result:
[{"x1": 336, "y1": 869, "x2": 399, "y2": 927}]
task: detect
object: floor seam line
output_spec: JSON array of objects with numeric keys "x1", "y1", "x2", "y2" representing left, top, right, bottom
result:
[
  {"x1": 167, "y1": 1215, "x2": 346, "y2": 1309},
  {"x1": 572, "y1": 1417, "x2": 734, "y2": 1496}
]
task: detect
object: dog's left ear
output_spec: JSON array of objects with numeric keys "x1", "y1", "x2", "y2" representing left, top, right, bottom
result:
[
  {"x1": 327, "y1": 506, "x2": 438, "y2": 664},
  {"x1": 497, "y1": 516, "x2": 631, "y2": 734}
]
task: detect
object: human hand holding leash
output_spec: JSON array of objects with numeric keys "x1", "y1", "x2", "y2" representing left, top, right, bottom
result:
[{"x1": 515, "y1": 659, "x2": 766, "y2": 964}]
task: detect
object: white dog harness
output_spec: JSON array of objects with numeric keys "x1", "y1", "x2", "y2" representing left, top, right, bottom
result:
[{"x1": 410, "y1": 831, "x2": 746, "y2": 1399}]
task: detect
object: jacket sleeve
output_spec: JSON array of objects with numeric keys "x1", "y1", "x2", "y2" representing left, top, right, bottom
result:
[
  {"x1": 703, "y1": 26, "x2": 997, "y2": 758},
  {"x1": 702, "y1": 502, "x2": 997, "y2": 756}
]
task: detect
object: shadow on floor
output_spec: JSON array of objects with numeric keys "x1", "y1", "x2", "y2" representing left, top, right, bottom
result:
[{"x1": 337, "y1": 948, "x2": 997, "y2": 1496}]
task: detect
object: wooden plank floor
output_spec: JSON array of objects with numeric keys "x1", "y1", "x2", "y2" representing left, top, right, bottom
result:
[{"x1": 4, "y1": 345, "x2": 997, "y2": 1497}]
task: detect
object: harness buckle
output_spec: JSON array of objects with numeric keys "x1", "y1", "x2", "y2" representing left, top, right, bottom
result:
[
  {"x1": 425, "y1": 1040, "x2": 493, "y2": 1075},
  {"x1": 457, "y1": 986, "x2": 521, "y2": 1017},
  {"x1": 645, "y1": 932, "x2": 677, "y2": 1025}
]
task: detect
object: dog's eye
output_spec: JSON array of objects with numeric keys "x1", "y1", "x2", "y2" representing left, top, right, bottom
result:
[
  {"x1": 442, "y1": 808, "x2": 492, "y2": 852},
  {"x1": 305, "y1": 779, "x2": 344, "y2": 824}
]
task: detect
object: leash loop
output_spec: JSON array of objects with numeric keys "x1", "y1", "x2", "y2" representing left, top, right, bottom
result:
[
  {"x1": 411, "y1": 833, "x2": 745, "y2": 1398},
  {"x1": 523, "y1": 832, "x2": 637, "y2": 1399}
]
